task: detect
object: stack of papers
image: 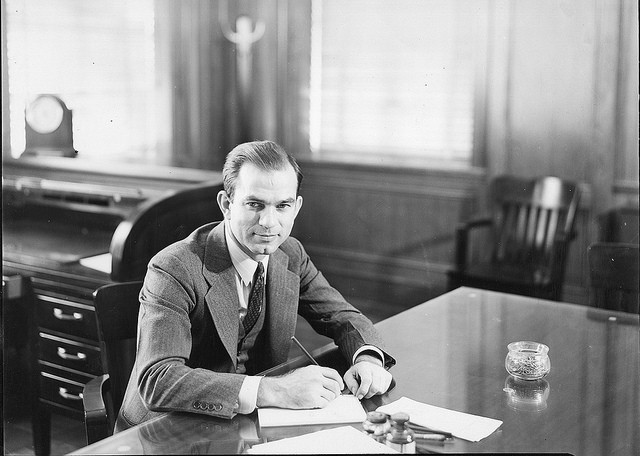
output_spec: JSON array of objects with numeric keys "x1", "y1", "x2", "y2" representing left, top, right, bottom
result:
[
  {"x1": 377, "y1": 396, "x2": 502, "y2": 442},
  {"x1": 247, "y1": 426, "x2": 397, "y2": 454},
  {"x1": 257, "y1": 394, "x2": 366, "y2": 427}
]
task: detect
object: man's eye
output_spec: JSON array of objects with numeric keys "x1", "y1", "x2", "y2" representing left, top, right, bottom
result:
[
  {"x1": 247, "y1": 202, "x2": 262, "y2": 209},
  {"x1": 277, "y1": 203, "x2": 292, "y2": 210}
]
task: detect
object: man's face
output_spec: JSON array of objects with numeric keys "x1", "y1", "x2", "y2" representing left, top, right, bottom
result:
[{"x1": 218, "y1": 163, "x2": 303, "y2": 260}]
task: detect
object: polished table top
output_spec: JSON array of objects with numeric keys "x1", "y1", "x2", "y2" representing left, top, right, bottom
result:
[{"x1": 72, "y1": 287, "x2": 639, "y2": 455}]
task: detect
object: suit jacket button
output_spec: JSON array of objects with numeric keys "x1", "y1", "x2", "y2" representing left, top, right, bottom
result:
[
  {"x1": 193, "y1": 401, "x2": 201, "y2": 409},
  {"x1": 207, "y1": 403, "x2": 215, "y2": 411},
  {"x1": 215, "y1": 404, "x2": 222, "y2": 411}
]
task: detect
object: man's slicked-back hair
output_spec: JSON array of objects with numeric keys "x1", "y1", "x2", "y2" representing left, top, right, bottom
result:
[{"x1": 222, "y1": 140, "x2": 303, "y2": 200}]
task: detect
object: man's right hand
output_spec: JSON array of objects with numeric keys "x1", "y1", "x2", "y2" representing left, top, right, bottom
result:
[{"x1": 256, "y1": 365, "x2": 344, "y2": 409}]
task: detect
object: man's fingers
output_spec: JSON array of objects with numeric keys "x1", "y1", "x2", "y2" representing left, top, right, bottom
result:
[
  {"x1": 343, "y1": 370, "x2": 359, "y2": 395},
  {"x1": 321, "y1": 377, "x2": 342, "y2": 399},
  {"x1": 361, "y1": 370, "x2": 387, "y2": 398},
  {"x1": 342, "y1": 363, "x2": 394, "y2": 400},
  {"x1": 318, "y1": 385, "x2": 340, "y2": 404},
  {"x1": 355, "y1": 369, "x2": 372, "y2": 400},
  {"x1": 320, "y1": 366, "x2": 344, "y2": 390}
]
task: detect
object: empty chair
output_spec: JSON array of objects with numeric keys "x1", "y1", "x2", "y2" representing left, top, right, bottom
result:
[
  {"x1": 588, "y1": 242, "x2": 639, "y2": 314},
  {"x1": 448, "y1": 175, "x2": 581, "y2": 301},
  {"x1": 82, "y1": 281, "x2": 142, "y2": 445}
]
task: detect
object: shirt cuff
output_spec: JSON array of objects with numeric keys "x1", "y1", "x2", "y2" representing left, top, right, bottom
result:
[
  {"x1": 352, "y1": 345, "x2": 384, "y2": 366},
  {"x1": 237, "y1": 376, "x2": 262, "y2": 414}
]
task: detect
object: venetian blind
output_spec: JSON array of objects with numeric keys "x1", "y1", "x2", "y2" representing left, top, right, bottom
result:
[
  {"x1": 5, "y1": 0, "x2": 158, "y2": 163},
  {"x1": 309, "y1": 0, "x2": 481, "y2": 165}
]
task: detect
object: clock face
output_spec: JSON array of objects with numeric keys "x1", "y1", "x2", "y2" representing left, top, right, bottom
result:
[{"x1": 26, "y1": 95, "x2": 65, "y2": 134}]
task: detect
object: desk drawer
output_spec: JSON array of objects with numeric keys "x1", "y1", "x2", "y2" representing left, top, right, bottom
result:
[
  {"x1": 36, "y1": 294, "x2": 97, "y2": 341},
  {"x1": 39, "y1": 332, "x2": 102, "y2": 375},
  {"x1": 39, "y1": 365, "x2": 94, "y2": 413}
]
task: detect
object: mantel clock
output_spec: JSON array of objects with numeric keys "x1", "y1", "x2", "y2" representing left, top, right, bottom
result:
[{"x1": 24, "y1": 94, "x2": 77, "y2": 157}]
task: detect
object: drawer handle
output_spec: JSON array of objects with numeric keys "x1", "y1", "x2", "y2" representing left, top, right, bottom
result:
[
  {"x1": 57, "y1": 347, "x2": 87, "y2": 361},
  {"x1": 53, "y1": 307, "x2": 84, "y2": 321},
  {"x1": 58, "y1": 387, "x2": 83, "y2": 401}
]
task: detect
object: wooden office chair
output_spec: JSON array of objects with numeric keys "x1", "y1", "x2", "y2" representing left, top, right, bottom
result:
[
  {"x1": 448, "y1": 175, "x2": 581, "y2": 301},
  {"x1": 82, "y1": 281, "x2": 143, "y2": 445},
  {"x1": 588, "y1": 242, "x2": 639, "y2": 314}
]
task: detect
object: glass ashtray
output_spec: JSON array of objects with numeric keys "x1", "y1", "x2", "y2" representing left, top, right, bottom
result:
[{"x1": 505, "y1": 341, "x2": 551, "y2": 380}]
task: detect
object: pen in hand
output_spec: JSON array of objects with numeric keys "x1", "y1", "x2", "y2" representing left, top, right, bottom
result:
[
  {"x1": 290, "y1": 336, "x2": 352, "y2": 396},
  {"x1": 291, "y1": 336, "x2": 319, "y2": 365}
]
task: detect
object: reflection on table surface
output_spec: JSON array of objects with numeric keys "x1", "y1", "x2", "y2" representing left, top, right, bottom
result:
[{"x1": 72, "y1": 287, "x2": 640, "y2": 455}]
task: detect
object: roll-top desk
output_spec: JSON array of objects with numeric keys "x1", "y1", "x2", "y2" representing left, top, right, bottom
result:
[{"x1": 2, "y1": 157, "x2": 223, "y2": 455}]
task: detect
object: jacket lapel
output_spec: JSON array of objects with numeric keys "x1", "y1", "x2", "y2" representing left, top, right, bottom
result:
[
  {"x1": 200, "y1": 222, "x2": 300, "y2": 370},
  {"x1": 264, "y1": 248, "x2": 299, "y2": 366},
  {"x1": 202, "y1": 223, "x2": 240, "y2": 369}
]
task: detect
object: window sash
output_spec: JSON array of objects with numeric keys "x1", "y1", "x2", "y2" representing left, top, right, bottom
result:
[{"x1": 309, "y1": 0, "x2": 482, "y2": 165}]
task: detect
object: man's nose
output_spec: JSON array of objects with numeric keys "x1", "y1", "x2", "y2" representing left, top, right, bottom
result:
[{"x1": 259, "y1": 206, "x2": 278, "y2": 228}]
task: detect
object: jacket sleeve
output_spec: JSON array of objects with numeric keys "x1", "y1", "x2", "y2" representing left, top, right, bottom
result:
[
  {"x1": 125, "y1": 247, "x2": 245, "y2": 421},
  {"x1": 286, "y1": 238, "x2": 396, "y2": 369}
]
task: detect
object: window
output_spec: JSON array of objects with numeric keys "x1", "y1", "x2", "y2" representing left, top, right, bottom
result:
[
  {"x1": 5, "y1": 0, "x2": 161, "y2": 163},
  {"x1": 309, "y1": 0, "x2": 483, "y2": 166}
]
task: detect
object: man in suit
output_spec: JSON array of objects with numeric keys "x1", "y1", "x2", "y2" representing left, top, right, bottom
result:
[{"x1": 116, "y1": 140, "x2": 395, "y2": 431}]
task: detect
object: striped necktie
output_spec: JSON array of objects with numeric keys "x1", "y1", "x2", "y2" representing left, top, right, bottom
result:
[{"x1": 243, "y1": 262, "x2": 264, "y2": 333}]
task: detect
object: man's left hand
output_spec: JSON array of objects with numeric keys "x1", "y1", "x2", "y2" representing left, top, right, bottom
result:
[{"x1": 343, "y1": 354, "x2": 392, "y2": 400}]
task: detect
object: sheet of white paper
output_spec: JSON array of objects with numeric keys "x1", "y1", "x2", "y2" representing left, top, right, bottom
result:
[
  {"x1": 377, "y1": 396, "x2": 502, "y2": 442},
  {"x1": 79, "y1": 252, "x2": 112, "y2": 274},
  {"x1": 247, "y1": 425, "x2": 398, "y2": 454},
  {"x1": 258, "y1": 394, "x2": 366, "y2": 427}
]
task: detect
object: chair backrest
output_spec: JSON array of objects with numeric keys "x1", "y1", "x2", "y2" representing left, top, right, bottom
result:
[
  {"x1": 489, "y1": 175, "x2": 581, "y2": 270},
  {"x1": 588, "y1": 242, "x2": 639, "y2": 314},
  {"x1": 93, "y1": 281, "x2": 143, "y2": 427},
  {"x1": 110, "y1": 182, "x2": 223, "y2": 281}
]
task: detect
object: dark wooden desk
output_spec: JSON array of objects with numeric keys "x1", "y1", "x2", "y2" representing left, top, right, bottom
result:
[
  {"x1": 3, "y1": 158, "x2": 223, "y2": 455},
  {"x1": 71, "y1": 287, "x2": 639, "y2": 455}
]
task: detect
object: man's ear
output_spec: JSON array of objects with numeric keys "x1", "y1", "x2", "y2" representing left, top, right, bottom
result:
[
  {"x1": 217, "y1": 190, "x2": 232, "y2": 219},
  {"x1": 293, "y1": 195, "x2": 303, "y2": 218}
]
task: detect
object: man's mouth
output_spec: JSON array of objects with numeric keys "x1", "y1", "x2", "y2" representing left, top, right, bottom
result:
[{"x1": 255, "y1": 233, "x2": 277, "y2": 239}]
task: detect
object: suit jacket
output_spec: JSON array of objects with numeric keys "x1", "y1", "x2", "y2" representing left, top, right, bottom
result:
[{"x1": 116, "y1": 222, "x2": 394, "y2": 430}]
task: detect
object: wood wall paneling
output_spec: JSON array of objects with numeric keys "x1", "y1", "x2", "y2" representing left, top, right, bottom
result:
[{"x1": 292, "y1": 161, "x2": 485, "y2": 312}]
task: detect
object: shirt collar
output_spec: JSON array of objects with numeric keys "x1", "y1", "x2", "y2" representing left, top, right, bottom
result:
[{"x1": 224, "y1": 220, "x2": 268, "y2": 286}]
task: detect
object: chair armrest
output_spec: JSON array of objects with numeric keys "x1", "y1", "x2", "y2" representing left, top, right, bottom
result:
[
  {"x1": 456, "y1": 217, "x2": 493, "y2": 232},
  {"x1": 83, "y1": 374, "x2": 112, "y2": 445},
  {"x1": 454, "y1": 217, "x2": 493, "y2": 269}
]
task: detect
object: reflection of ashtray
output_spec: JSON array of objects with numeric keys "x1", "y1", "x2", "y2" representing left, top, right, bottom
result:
[{"x1": 503, "y1": 375, "x2": 550, "y2": 412}]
